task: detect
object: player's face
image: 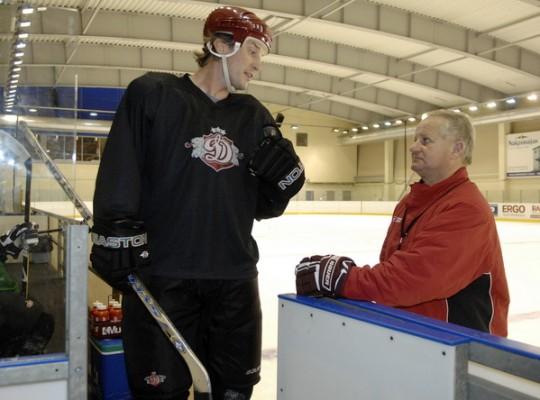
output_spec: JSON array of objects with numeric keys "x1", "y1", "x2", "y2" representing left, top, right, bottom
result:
[
  {"x1": 409, "y1": 117, "x2": 461, "y2": 185},
  {"x1": 227, "y1": 37, "x2": 265, "y2": 90}
]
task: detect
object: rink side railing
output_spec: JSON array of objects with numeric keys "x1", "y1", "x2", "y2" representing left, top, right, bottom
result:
[
  {"x1": 285, "y1": 201, "x2": 540, "y2": 222},
  {"x1": 277, "y1": 294, "x2": 540, "y2": 400}
]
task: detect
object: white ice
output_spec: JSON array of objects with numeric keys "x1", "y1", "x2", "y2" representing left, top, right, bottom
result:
[{"x1": 252, "y1": 214, "x2": 540, "y2": 399}]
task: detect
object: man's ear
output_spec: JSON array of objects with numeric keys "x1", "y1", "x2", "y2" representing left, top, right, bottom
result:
[
  {"x1": 453, "y1": 141, "x2": 464, "y2": 158},
  {"x1": 212, "y1": 38, "x2": 231, "y2": 55}
]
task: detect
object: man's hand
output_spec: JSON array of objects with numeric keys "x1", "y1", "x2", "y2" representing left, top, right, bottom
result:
[
  {"x1": 90, "y1": 219, "x2": 151, "y2": 292},
  {"x1": 249, "y1": 127, "x2": 305, "y2": 201},
  {"x1": 0, "y1": 222, "x2": 39, "y2": 261},
  {"x1": 295, "y1": 255, "x2": 354, "y2": 297}
]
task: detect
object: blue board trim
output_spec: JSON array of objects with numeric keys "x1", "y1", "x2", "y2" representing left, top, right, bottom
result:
[
  {"x1": 279, "y1": 294, "x2": 468, "y2": 346},
  {"x1": 279, "y1": 294, "x2": 540, "y2": 360},
  {"x1": 0, "y1": 352, "x2": 68, "y2": 369}
]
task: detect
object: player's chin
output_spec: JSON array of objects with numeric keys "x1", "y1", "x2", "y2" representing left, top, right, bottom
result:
[{"x1": 236, "y1": 81, "x2": 249, "y2": 90}]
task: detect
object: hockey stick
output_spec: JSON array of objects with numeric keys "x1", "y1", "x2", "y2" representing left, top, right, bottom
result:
[
  {"x1": 19, "y1": 122, "x2": 212, "y2": 397},
  {"x1": 127, "y1": 274, "x2": 212, "y2": 398},
  {"x1": 275, "y1": 112, "x2": 284, "y2": 127},
  {"x1": 21, "y1": 157, "x2": 32, "y2": 299}
]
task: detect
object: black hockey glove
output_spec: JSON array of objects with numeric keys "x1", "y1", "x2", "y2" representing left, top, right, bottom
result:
[
  {"x1": 249, "y1": 125, "x2": 305, "y2": 202},
  {"x1": 0, "y1": 222, "x2": 39, "y2": 262},
  {"x1": 295, "y1": 255, "x2": 355, "y2": 297},
  {"x1": 90, "y1": 219, "x2": 151, "y2": 292}
]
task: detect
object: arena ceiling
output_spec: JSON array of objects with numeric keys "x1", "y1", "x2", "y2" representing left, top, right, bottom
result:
[{"x1": 1, "y1": 0, "x2": 540, "y2": 139}]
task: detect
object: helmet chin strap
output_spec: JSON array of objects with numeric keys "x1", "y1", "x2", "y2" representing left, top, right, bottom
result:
[{"x1": 206, "y1": 41, "x2": 241, "y2": 93}]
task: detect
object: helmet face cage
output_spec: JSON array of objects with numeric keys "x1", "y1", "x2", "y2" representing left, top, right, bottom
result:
[{"x1": 204, "y1": 6, "x2": 272, "y2": 54}]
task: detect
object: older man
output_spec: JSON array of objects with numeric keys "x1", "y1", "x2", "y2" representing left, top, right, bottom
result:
[{"x1": 296, "y1": 110, "x2": 510, "y2": 336}]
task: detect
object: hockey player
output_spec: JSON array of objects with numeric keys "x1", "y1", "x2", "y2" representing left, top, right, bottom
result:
[
  {"x1": 296, "y1": 110, "x2": 510, "y2": 337},
  {"x1": 0, "y1": 222, "x2": 55, "y2": 357},
  {"x1": 90, "y1": 6, "x2": 304, "y2": 400}
]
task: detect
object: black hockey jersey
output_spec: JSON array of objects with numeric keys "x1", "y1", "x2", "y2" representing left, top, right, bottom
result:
[{"x1": 93, "y1": 73, "x2": 290, "y2": 279}]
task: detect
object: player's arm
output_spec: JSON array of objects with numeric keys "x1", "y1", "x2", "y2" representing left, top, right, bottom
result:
[
  {"x1": 249, "y1": 123, "x2": 305, "y2": 219},
  {"x1": 91, "y1": 74, "x2": 159, "y2": 290}
]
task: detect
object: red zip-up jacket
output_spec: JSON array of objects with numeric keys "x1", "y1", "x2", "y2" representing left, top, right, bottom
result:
[{"x1": 341, "y1": 168, "x2": 510, "y2": 336}]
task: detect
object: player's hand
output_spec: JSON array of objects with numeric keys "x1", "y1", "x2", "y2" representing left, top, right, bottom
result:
[
  {"x1": 90, "y1": 219, "x2": 151, "y2": 292},
  {"x1": 249, "y1": 127, "x2": 305, "y2": 201},
  {"x1": 295, "y1": 255, "x2": 354, "y2": 297}
]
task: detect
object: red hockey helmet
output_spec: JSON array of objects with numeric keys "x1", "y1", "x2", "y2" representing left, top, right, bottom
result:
[{"x1": 204, "y1": 6, "x2": 272, "y2": 53}]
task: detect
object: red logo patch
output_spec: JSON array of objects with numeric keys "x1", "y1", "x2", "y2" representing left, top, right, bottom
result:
[
  {"x1": 144, "y1": 371, "x2": 166, "y2": 387},
  {"x1": 187, "y1": 127, "x2": 240, "y2": 172}
]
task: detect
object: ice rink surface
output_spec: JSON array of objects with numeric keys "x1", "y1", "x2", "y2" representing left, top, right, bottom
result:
[{"x1": 251, "y1": 214, "x2": 540, "y2": 399}]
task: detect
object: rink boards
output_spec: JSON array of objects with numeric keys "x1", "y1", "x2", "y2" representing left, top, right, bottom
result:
[{"x1": 277, "y1": 295, "x2": 540, "y2": 400}]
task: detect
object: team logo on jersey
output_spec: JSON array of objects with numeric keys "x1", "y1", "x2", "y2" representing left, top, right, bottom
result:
[
  {"x1": 186, "y1": 127, "x2": 240, "y2": 172},
  {"x1": 144, "y1": 371, "x2": 166, "y2": 387}
]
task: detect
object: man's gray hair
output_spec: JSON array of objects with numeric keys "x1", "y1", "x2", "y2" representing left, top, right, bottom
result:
[{"x1": 428, "y1": 110, "x2": 474, "y2": 165}]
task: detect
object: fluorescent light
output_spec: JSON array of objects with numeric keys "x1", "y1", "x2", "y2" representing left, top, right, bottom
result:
[
  {"x1": 527, "y1": 93, "x2": 538, "y2": 101},
  {"x1": 468, "y1": 105, "x2": 478, "y2": 112},
  {"x1": 332, "y1": 128, "x2": 340, "y2": 133},
  {"x1": 351, "y1": 127, "x2": 359, "y2": 132},
  {"x1": 362, "y1": 126, "x2": 369, "y2": 130},
  {"x1": 14, "y1": 60, "x2": 23, "y2": 65},
  {"x1": 18, "y1": 32, "x2": 29, "y2": 39},
  {"x1": 90, "y1": 112, "x2": 98, "y2": 117},
  {"x1": 505, "y1": 98, "x2": 516, "y2": 104},
  {"x1": 19, "y1": 21, "x2": 31, "y2": 27},
  {"x1": 14, "y1": 51, "x2": 24, "y2": 57},
  {"x1": 29, "y1": 108, "x2": 37, "y2": 113},
  {"x1": 421, "y1": 113, "x2": 428, "y2": 120},
  {"x1": 408, "y1": 117, "x2": 416, "y2": 122},
  {"x1": 486, "y1": 101, "x2": 497, "y2": 109},
  {"x1": 12, "y1": 67, "x2": 21, "y2": 72},
  {"x1": 16, "y1": 42, "x2": 26, "y2": 49},
  {"x1": 373, "y1": 123, "x2": 380, "y2": 128},
  {"x1": 384, "y1": 121, "x2": 391, "y2": 126},
  {"x1": 394, "y1": 120, "x2": 403, "y2": 125},
  {"x1": 22, "y1": 7, "x2": 34, "y2": 14},
  {"x1": 11, "y1": 74, "x2": 20, "y2": 79},
  {"x1": 291, "y1": 125, "x2": 299, "y2": 130},
  {"x1": 37, "y1": 7, "x2": 47, "y2": 12},
  {"x1": 452, "y1": 109, "x2": 461, "y2": 113}
]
